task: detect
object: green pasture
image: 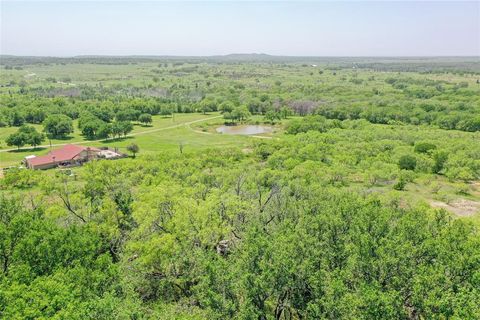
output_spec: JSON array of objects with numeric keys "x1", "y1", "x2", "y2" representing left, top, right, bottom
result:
[
  {"x1": 2, "y1": 61, "x2": 478, "y2": 96},
  {"x1": 0, "y1": 112, "x2": 277, "y2": 167}
]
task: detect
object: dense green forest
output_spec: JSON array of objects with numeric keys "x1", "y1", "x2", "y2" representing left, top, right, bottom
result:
[{"x1": 1, "y1": 56, "x2": 479, "y2": 319}]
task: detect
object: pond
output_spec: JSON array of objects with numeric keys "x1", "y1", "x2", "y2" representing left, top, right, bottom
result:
[{"x1": 216, "y1": 125, "x2": 272, "y2": 135}]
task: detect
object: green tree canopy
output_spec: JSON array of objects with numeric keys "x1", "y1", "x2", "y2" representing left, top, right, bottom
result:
[{"x1": 43, "y1": 114, "x2": 74, "y2": 138}]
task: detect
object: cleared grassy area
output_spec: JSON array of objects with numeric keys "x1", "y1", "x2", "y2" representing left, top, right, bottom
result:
[
  {"x1": 0, "y1": 113, "x2": 224, "y2": 167},
  {"x1": 94, "y1": 125, "x2": 252, "y2": 155}
]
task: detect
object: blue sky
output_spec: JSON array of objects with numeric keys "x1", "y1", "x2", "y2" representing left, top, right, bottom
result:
[{"x1": 1, "y1": 1, "x2": 479, "y2": 56}]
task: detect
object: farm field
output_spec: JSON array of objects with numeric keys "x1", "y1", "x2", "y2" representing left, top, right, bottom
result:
[{"x1": 1, "y1": 56, "x2": 480, "y2": 319}]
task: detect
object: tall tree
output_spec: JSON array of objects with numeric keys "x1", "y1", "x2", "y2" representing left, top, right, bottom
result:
[
  {"x1": 43, "y1": 114, "x2": 74, "y2": 138},
  {"x1": 5, "y1": 132, "x2": 27, "y2": 150},
  {"x1": 138, "y1": 113, "x2": 152, "y2": 126}
]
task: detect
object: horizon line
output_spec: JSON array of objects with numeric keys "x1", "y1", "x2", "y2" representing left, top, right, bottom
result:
[{"x1": 2, "y1": 54, "x2": 479, "y2": 59}]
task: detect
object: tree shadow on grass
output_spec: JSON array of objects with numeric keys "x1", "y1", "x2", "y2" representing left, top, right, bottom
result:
[
  {"x1": 49, "y1": 135, "x2": 74, "y2": 141},
  {"x1": 8, "y1": 147, "x2": 47, "y2": 154},
  {"x1": 100, "y1": 136, "x2": 134, "y2": 144}
]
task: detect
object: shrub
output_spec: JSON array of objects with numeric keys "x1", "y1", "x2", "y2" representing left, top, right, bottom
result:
[
  {"x1": 414, "y1": 142, "x2": 437, "y2": 154},
  {"x1": 393, "y1": 178, "x2": 407, "y2": 191},
  {"x1": 398, "y1": 155, "x2": 417, "y2": 171},
  {"x1": 432, "y1": 151, "x2": 448, "y2": 174}
]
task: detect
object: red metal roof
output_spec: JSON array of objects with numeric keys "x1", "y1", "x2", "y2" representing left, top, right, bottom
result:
[{"x1": 27, "y1": 144, "x2": 100, "y2": 167}]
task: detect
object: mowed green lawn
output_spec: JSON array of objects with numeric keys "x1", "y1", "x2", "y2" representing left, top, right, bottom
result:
[
  {"x1": 0, "y1": 113, "x2": 215, "y2": 149},
  {"x1": 0, "y1": 112, "x2": 265, "y2": 167}
]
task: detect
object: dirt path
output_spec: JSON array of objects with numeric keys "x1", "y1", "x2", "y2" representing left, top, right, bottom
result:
[
  {"x1": 430, "y1": 198, "x2": 480, "y2": 217},
  {"x1": 0, "y1": 115, "x2": 222, "y2": 154}
]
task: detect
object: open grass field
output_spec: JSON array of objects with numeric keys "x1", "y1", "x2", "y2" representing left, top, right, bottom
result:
[
  {"x1": 0, "y1": 112, "x2": 244, "y2": 166},
  {"x1": 2, "y1": 60, "x2": 479, "y2": 96},
  {"x1": 0, "y1": 112, "x2": 288, "y2": 167}
]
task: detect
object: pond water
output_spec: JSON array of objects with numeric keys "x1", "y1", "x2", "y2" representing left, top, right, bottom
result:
[{"x1": 216, "y1": 125, "x2": 272, "y2": 135}]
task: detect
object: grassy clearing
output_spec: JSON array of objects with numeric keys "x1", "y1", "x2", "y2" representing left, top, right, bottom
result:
[{"x1": 0, "y1": 113, "x2": 225, "y2": 167}]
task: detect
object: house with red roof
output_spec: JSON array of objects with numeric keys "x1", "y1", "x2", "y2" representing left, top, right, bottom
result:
[{"x1": 25, "y1": 144, "x2": 101, "y2": 170}]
